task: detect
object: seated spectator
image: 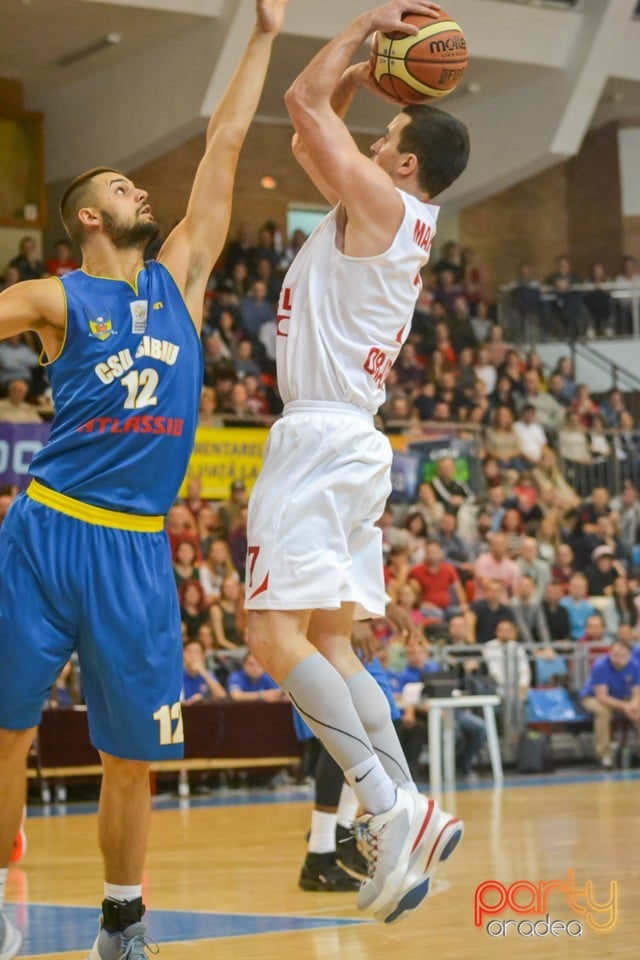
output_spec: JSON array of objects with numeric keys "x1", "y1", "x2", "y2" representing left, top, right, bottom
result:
[
  {"x1": 489, "y1": 375, "x2": 517, "y2": 413},
  {"x1": 600, "y1": 388, "x2": 628, "y2": 430},
  {"x1": 571, "y1": 383, "x2": 599, "y2": 428},
  {"x1": 482, "y1": 619, "x2": 531, "y2": 701},
  {"x1": 510, "y1": 575, "x2": 551, "y2": 646},
  {"x1": 228, "y1": 505, "x2": 248, "y2": 581},
  {"x1": 404, "y1": 511, "x2": 429, "y2": 565},
  {"x1": 0, "y1": 335, "x2": 40, "y2": 392},
  {"x1": 580, "y1": 638, "x2": 640, "y2": 768},
  {"x1": 0, "y1": 378, "x2": 43, "y2": 423},
  {"x1": 239, "y1": 280, "x2": 274, "y2": 342},
  {"x1": 500, "y1": 508, "x2": 525, "y2": 559},
  {"x1": 614, "y1": 411, "x2": 640, "y2": 484},
  {"x1": 473, "y1": 532, "x2": 521, "y2": 602},
  {"x1": 559, "y1": 411, "x2": 593, "y2": 494},
  {"x1": 430, "y1": 456, "x2": 474, "y2": 514},
  {"x1": 609, "y1": 576, "x2": 639, "y2": 633},
  {"x1": 559, "y1": 573, "x2": 597, "y2": 641},
  {"x1": 551, "y1": 355, "x2": 577, "y2": 404},
  {"x1": 510, "y1": 262, "x2": 545, "y2": 332},
  {"x1": 532, "y1": 447, "x2": 580, "y2": 513},
  {"x1": 200, "y1": 538, "x2": 240, "y2": 606},
  {"x1": 585, "y1": 545, "x2": 625, "y2": 598},
  {"x1": 486, "y1": 323, "x2": 510, "y2": 369},
  {"x1": 513, "y1": 405, "x2": 547, "y2": 465},
  {"x1": 583, "y1": 261, "x2": 614, "y2": 336},
  {"x1": 579, "y1": 613, "x2": 610, "y2": 659},
  {"x1": 550, "y1": 543, "x2": 576, "y2": 590},
  {"x1": 473, "y1": 346, "x2": 497, "y2": 397},
  {"x1": 166, "y1": 502, "x2": 200, "y2": 557},
  {"x1": 217, "y1": 479, "x2": 248, "y2": 537},
  {"x1": 559, "y1": 411, "x2": 592, "y2": 465},
  {"x1": 9, "y1": 236, "x2": 44, "y2": 281},
  {"x1": 611, "y1": 481, "x2": 640, "y2": 555},
  {"x1": 471, "y1": 299, "x2": 492, "y2": 345},
  {"x1": 467, "y1": 578, "x2": 515, "y2": 646},
  {"x1": 536, "y1": 515, "x2": 560, "y2": 566},
  {"x1": 179, "y1": 579, "x2": 212, "y2": 640},
  {"x1": 409, "y1": 540, "x2": 468, "y2": 619},
  {"x1": 210, "y1": 575, "x2": 246, "y2": 650},
  {"x1": 435, "y1": 511, "x2": 472, "y2": 573},
  {"x1": 516, "y1": 368, "x2": 565, "y2": 434},
  {"x1": 172, "y1": 538, "x2": 200, "y2": 587},
  {"x1": 446, "y1": 613, "x2": 472, "y2": 647},
  {"x1": 227, "y1": 653, "x2": 285, "y2": 702},
  {"x1": 45, "y1": 239, "x2": 79, "y2": 278},
  {"x1": 182, "y1": 639, "x2": 227, "y2": 704},
  {"x1": 234, "y1": 339, "x2": 262, "y2": 379},
  {"x1": 0, "y1": 265, "x2": 21, "y2": 291},
  {"x1": 485, "y1": 405, "x2": 525, "y2": 470},
  {"x1": 516, "y1": 537, "x2": 551, "y2": 602},
  {"x1": 541, "y1": 581, "x2": 571, "y2": 642},
  {"x1": 588, "y1": 414, "x2": 612, "y2": 478}
]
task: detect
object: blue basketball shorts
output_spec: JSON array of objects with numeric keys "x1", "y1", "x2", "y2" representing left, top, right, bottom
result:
[{"x1": 0, "y1": 489, "x2": 184, "y2": 760}]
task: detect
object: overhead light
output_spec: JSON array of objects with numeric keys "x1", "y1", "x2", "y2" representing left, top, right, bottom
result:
[
  {"x1": 56, "y1": 32, "x2": 122, "y2": 68},
  {"x1": 260, "y1": 176, "x2": 277, "y2": 190},
  {"x1": 466, "y1": 82, "x2": 481, "y2": 95}
]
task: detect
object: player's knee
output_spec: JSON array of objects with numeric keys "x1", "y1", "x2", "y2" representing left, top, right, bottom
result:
[
  {"x1": 100, "y1": 753, "x2": 151, "y2": 787},
  {"x1": 0, "y1": 726, "x2": 38, "y2": 763}
]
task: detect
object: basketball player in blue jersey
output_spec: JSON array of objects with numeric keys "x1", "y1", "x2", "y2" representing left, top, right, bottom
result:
[
  {"x1": 246, "y1": 0, "x2": 469, "y2": 926},
  {"x1": 0, "y1": 3, "x2": 289, "y2": 958}
]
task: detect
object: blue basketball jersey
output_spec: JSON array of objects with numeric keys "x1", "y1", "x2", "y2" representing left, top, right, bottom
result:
[{"x1": 30, "y1": 262, "x2": 202, "y2": 515}]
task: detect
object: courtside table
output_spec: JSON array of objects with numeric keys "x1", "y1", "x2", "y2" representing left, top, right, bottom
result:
[{"x1": 426, "y1": 694, "x2": 502, "y2": 792}]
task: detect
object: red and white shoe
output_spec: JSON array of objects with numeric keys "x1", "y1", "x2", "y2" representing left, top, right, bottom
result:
[{"x1": 356, "y1": 789, "x2": 463, "y2": 924}]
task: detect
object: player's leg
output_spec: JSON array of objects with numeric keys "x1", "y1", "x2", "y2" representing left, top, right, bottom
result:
[
  {"x1": 0, "y1": 497, "x2": 79, "y2": 959},
  {"x1": 0, "y1": 729, "x2": 36, "y2": 960},
  {"x1": 299, "y1": 746, "x2": 361, "y2": 892},
  {"x1": 78, "y1": 525, "x2": 183, "y2": 958},
  {"x1": 248, "y1": 608, "x2": 395, "y2": 816},
  {"x1": 310, "y1": 607, "x2": 413, "y2": 788}
]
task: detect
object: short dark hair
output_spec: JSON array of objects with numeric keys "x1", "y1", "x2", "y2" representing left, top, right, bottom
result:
[
  {"x1": 59, "y1": 167, "x2": 121, "y2": 244},
  {"x1": 399, "y1": 105, "x2": 470, "y2": 198}
]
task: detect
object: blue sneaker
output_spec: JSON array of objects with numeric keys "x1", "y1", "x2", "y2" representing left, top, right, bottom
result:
[
  {"x1": 87, "y1": 922, "x2": 158, "y2": 959},
  {"x1": 0, "y1": 912, "x2": 22, "y2": 960}
]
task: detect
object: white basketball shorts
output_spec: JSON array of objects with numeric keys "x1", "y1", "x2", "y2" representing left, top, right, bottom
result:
[{"x1": 246, "y1": 401, "x2": 392, "y2": 619}]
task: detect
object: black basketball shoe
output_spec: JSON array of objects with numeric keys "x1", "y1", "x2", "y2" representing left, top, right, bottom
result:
[
  {"x1": 335, "y1": 823, "x2": 369, "y2": 879},
  {"x1": 298, "y1": 852, "x2": 361, "y2": 892}
]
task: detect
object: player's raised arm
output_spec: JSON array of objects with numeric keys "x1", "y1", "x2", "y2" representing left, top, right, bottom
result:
[
  {"x1": 158, "y1": 0, "x2": 289, "y2": 328},
  {"x1": 284, "y1": 1, "x2": 440, "y2": 249}
]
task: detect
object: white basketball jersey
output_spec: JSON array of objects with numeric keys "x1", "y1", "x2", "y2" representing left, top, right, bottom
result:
[{"x1": 275, "y1": 190, "x2": 438, "y2": 415}]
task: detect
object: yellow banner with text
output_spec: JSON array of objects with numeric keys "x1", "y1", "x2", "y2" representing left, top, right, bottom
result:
[{"x1": 179, "y1": 426, "x2": 270, "y2": 500}]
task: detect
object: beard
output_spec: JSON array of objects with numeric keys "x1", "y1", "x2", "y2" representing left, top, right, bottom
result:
[{"x1": 100, "y1": 210, "x2": 160, "y2": 251}]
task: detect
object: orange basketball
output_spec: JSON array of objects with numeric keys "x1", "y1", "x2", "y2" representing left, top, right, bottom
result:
[{"x1": 370, "y1": 10, "x2": 468, "y2": 105}]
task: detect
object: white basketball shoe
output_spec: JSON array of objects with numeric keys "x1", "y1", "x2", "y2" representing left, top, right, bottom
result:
[{"x1": 356, "y1": 787, "x2": 464, "y2": 924}]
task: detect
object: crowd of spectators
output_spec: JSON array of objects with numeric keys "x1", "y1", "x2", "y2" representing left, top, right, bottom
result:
[{"x1": 4, "y1": 229, "x2": 640, "y2": 773}]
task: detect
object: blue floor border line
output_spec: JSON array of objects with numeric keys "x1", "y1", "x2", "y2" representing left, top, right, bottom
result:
[
  {"x1": 25, "y1": 767, "x2": 640, "y2": 820},
  {"x1": 3, "y1": 903, "x2": 370, "y2": 956}
]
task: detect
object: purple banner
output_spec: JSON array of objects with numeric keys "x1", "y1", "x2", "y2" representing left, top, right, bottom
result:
[{"x1": 0, "y1": 422, "x2": 51, "y2": 490}]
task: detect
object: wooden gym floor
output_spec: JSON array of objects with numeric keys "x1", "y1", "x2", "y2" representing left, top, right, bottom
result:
[{"x1": 5, "y1": 769, "x2": 639, "y2": 959}]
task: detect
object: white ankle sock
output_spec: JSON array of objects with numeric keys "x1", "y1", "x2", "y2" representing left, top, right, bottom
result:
[
  {"x1": 336, "y1": 784, "x2": 359, "y2": 828},
  {"x1": 344, "y1": 756, "x2": 395, "y2": 816},
  {"x1": 308, "y1": 810, "x2": 337, "y2": 854},
  {"x1": 104, "y1": 883, "x2": 142, "y2": 903},
  {"x1": 0, "y1": 867, "x2": 7, "y2": 911}
]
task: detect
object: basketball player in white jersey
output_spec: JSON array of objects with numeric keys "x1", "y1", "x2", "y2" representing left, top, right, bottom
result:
[{"x1": 246, "y1": 0, "x2": 470, "y2": 925}]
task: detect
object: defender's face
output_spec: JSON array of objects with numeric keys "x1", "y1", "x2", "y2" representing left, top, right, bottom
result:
[{"x1": 91, "y1": 172, "x2": 158, "y2": 248}]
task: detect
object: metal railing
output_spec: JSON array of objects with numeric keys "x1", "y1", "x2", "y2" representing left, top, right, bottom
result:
[
  {"x1": 427, "y1": 641, "x2": 601, "y2": 764},
  {"x1": 497, "y1": 279, "x2": 640, "y2": 346}
]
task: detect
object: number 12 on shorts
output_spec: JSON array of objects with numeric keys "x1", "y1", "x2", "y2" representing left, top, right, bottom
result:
[{"x1": 153, "y1": 702, "x2": 184, "y2": 745}]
